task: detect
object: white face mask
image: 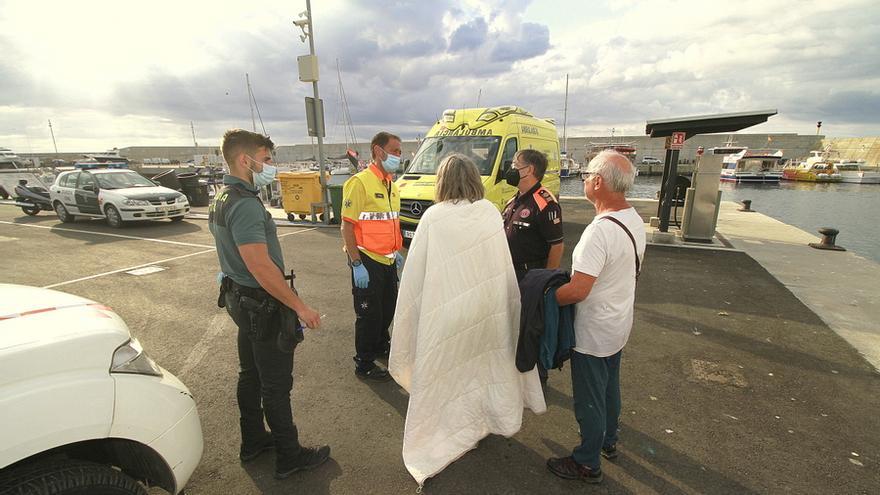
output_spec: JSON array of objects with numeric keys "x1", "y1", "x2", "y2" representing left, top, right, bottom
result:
[{"x1": 246, "y1": 155, "x2": 277, "y2": 187}]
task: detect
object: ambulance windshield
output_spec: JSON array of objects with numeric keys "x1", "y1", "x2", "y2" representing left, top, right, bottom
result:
[{"x1": 407, "y1": 136, "x2": 501, "y2": 175}]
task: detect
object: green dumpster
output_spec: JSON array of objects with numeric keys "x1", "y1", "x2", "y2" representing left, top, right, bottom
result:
[{"x1": 328, "y1": 184, "x2": 344, "y2": 224}]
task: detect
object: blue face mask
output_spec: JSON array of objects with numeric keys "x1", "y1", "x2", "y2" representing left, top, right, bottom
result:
[
  {"x1": 382, "y1": 152, "x2": 402, "y2": 173},
  {"x1": 246, "y1": 156, "x2": 277, "y2": 188}
]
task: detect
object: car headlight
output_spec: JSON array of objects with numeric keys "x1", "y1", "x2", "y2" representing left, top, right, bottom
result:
[
  {"x1": 111, "y1": 338, "x2": 162, "y2": 377},
  {"x1": 176, "y1": 195, "x2": 188, "y2": 203},
  {"x1": 122, "y1": 199, "x2": 151, "y2": 206}
]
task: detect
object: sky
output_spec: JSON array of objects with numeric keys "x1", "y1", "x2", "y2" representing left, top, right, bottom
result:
[{"x1": 1, "y1": 0, "x2": 878, "y2": 152}]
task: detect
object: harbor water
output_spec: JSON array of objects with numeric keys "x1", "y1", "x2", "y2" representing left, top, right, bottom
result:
[{"x1": 560, "y1": 176, "x2": 880, "y2": 264}]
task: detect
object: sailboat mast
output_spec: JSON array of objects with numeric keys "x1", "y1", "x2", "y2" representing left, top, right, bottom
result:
[
  {"x1": 246, "y1": 73, "x2": 256, "y2": 132},
  {"x1": 562, "y1": 74, "x2": 569, "y2": 154},
  {"x1": 190, "y1": 121, "x2": 198, "y2": 148}
]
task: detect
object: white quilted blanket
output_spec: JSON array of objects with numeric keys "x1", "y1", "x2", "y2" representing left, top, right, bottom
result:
[{"x1": 389, "y1": 198, "x2": 547, "y2": 487}]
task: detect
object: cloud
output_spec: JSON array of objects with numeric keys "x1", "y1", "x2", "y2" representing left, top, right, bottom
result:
[
  {"x1": 449, "y1": 17, "x2": 488, "y2": 52},
  {"x1": 490, "y1": 22, "x2": 550, "y2": 62},
  {"x1": 1, "y1": 0, "x2": 880, "y2": 153}
]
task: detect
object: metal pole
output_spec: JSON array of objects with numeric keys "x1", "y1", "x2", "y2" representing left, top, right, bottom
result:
[
  {"x1": 562, "y1": 74, "x2": 568, "y2": 154},
  {"x1": 658, "y1": 148, "x2": 680, "y2": 232},
  {"x1": 246, "y1": 73, "x2": 257, "y2": 132},
  {"x1": 305, "y1": 0, "x2": 329, "y2": 224}
]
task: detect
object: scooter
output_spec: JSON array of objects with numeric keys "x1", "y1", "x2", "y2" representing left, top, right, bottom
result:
[{"x1": 14, "y1": 179, "x2": 53, "y2": 216}]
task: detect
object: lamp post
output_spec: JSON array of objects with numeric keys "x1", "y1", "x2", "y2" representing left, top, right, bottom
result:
[{"x1": 294, "y1": 0, "x2": 330, "y2": 224}]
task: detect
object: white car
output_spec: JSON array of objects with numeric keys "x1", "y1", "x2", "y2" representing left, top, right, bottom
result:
[
  {"x1": 0, "y1": 284, "x2": 203, "y2": 495},
  {"x1": 640, "y1": 156, "x2": 662, "y2": 165},
  {"x1": 49, "y1": 169, "x2": 190, "y2": 228}
]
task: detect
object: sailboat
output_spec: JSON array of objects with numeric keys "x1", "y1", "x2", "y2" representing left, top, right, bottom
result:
[{"x1": 559, "y1": 74, "x2": 580, "y2": 178}]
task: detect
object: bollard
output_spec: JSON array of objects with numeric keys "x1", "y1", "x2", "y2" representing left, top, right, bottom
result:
[
  {"x1": 809, "y1": 227, "x2": 846, "y2": 251},
  {"x1": 738, "y1": 199, "x2": 753, "y2": 212}
]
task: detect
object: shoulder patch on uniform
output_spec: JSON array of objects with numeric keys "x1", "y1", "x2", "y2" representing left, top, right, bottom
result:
[
  {"x1": 344, "y1": 199, "x2": 352, "y2": 208},
  {"x1": 536, "y1": 187, "x2": 557, "y2": 202}
]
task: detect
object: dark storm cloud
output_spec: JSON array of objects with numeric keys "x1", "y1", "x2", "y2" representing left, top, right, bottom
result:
[
  {"x1": 490, "y1": 22, "x2": 550, "y2": 63},
  {"x1": 449, "y1": 17, "x2": 488, "y2": 52}
]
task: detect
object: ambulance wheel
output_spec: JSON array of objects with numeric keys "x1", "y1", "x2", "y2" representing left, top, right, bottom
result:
[{"x1": 287, "y1": 213, "x2": 297, "y2": 222}]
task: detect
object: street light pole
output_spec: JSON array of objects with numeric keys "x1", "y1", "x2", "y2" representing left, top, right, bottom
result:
[{"x1": 303, "y1": 0, "x2": 329, "y2": 224}]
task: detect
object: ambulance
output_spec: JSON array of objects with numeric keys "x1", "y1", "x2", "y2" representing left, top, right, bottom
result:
[{"x1": 396, "y1": 106, "x2": 561, "y2": 241}]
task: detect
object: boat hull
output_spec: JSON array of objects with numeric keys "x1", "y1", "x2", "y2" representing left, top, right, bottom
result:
[
  {"x1": 720, "y1": 173, "x2": 781, "y2": 183},
  {"x1": 839, "y1": 173, "x2": 880, "y2": 184}
]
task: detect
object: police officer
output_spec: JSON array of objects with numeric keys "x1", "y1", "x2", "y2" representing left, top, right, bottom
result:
[
  {"x1": 209, "y1": 129, "x2": 329, "y2": 480},
  {"x1": 341, "y1": 131, "x2": 405, "y2": 382},
  {"x1": 502, "y1": 149, "x2": 565, "y2": 281}
]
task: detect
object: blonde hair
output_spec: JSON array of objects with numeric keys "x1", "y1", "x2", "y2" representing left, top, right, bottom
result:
[{"x1": 435, "y1": 154, "x2": 484, "y2": 204}]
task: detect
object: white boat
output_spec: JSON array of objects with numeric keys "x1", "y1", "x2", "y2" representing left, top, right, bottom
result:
[
  {"x1": 836, "y1": 160, "x2": 880, "y2": 184},
  {"x1": 720, "y1": 148, "x2": 784, "y2": 183}
]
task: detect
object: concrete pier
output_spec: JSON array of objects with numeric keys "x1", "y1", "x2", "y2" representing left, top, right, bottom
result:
[{"x1": 1, "y1": 196, "x2": 878, "y2": 493}]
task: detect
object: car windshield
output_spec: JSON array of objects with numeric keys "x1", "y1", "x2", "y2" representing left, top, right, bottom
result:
[
  {"x1": 95, "y1": 171, "x2": 156, "y2": 189},
  {"x1": 407, "y1": 136, "x2": 502, "y2": 175}
]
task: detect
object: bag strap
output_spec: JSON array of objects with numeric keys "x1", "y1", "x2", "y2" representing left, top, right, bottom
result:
[{"x1": 601, "y1": 216, "x2": 641, "y2": 280}]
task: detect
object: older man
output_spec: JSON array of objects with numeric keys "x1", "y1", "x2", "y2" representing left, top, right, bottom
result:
[{"x1": 546, "y1": 151, "x2": 645, "y2": 484}]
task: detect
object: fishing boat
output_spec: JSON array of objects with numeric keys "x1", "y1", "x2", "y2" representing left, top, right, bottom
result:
[
  {"x1": 720, "y1": 149, "x2": 784, "y2": 183},
  {"x1": 782, "y1": 151, "x2": 842, "y2": 182},
  {"x1": 584, "y1": 127, "x2": 637, "y2": 165},
  {"x1": 836, "y1": 160, "x2": 880, "y2": 184}
]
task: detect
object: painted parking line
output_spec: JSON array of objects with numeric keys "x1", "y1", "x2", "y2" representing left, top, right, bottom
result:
[
  {"x1": 279, "y1": 227, "x2": 317, "y2": 238},
  {"x1": 0, "y1": 220, "x2": 215, "y2": 249},
  {"x1": 38, "y1": 227, "x2": 319, "y2": 289},
  {"x1": 42, "y1": 249, "x2": 217, "y2": 289}
]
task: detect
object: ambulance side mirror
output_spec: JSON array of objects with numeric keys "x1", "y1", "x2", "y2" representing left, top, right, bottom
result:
[{"x1": 496, "y1": 160, "x2": 512, "y2": 183}]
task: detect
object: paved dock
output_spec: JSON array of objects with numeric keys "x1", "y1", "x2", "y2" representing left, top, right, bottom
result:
[{"x1": 1, "y1": 199, "x2": 878, "y2": 494}]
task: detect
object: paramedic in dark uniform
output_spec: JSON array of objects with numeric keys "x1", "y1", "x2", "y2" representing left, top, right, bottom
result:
[
  {"x1": 209, "y1": 129, "x2": 329, "y2": 480},
  {"x1": 502, "y1": 149, "x2": 565, "y2": 281}
]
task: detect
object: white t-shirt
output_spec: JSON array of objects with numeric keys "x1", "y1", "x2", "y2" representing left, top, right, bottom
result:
[{"x1": 571, "y1": 207, "x2": 646, "y2": 357}]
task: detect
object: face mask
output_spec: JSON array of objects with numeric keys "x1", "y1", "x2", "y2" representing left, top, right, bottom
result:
[
  {"x1": 505, "y1": 165, "x2": 529, "y2": 187},
  {"x1": 246, "y1": 156, "x2": 277, "y2": 188},
  {"x1": 382, "y1": 151, "x2": 402, "y2": 173}
]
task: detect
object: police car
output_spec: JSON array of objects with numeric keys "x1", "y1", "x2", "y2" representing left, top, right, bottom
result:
[{"x1": 50, "y1": 169, "x2": 189, "y2": 228}]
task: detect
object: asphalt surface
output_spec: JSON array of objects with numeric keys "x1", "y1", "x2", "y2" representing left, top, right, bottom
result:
[{"x1": 1, "y1": 203, "x2": 878, "y2": 495}]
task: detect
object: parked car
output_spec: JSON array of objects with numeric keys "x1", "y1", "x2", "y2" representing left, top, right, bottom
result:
[
  {"x1": 49, "y1": 169, "x2": 190, "y2": 227},
  {"x1": 641, "y1": 156, "x2": 662, "y2": 165},
  {"x1": 0, "y1": 284, "x2": 203, "y2": 494}
]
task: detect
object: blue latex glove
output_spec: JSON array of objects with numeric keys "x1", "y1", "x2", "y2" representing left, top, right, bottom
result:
[
  {"x1": 353, "y1": 263, "x2": 370, "y2": 289},
  {"x1": 394, "y1": 251, "x2": 405, "y2": 271}
]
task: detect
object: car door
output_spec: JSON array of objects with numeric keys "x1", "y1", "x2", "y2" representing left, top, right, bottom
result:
[
  {"x1": 75, "y1": 172, "x2": 101, "y2": 215},
  {"x1": 57, "y1": 172, "x2": 80, "y2": 212},
  {"x1": 492, "y1": 137, "x2": 518, "y2": 209}
]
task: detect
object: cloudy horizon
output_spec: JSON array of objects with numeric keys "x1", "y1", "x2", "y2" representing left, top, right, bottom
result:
[{"x1": 1, "y1": 0, "x2": 878, "y2": 153}]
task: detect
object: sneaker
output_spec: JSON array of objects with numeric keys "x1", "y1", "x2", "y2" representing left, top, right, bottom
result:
[
  {"x1": 239, "y1": 434, "x2": 274, "y2": 463},
  {"x1": 546, "y1": 456, "x2": 603, "y2": 484},
  {"x1": 274, "y1": 445, "x2": 331, "y2": 479},
  {"x1": 601, "y1": 445, "x2": 618, "y2": 460},
  {"x1": 355, "y1": 362, "x2": 392, "y2": 382}
]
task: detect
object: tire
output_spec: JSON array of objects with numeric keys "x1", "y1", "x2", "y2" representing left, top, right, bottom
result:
[
  {"x1": 22, "y1": 204, "x2": 40, "y2": 216},
  {"x1": 169, "y1": 215, "x2": 184, "y2": 222},
  {"x1": 105, "y1": 205, "x2": 124, "y2": 228},
  {"x1": 54, "y1": 201, "x2": 75, "y2": 223},
  {"x1": 0, "y1": 459, "x2": 147, "y2": 495}
]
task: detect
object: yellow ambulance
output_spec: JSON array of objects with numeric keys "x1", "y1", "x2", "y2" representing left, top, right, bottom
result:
[{"x1": 396, "y1": 106, "x2": 561, "y2": 241}]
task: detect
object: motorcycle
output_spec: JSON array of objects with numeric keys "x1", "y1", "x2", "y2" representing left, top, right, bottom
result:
[{"x1": 14, "y1": 179, "x2": 53, "y2": 216}]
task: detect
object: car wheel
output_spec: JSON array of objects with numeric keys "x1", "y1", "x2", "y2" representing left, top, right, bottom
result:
[
  {"x1": 170, "y1": 215, "x2": 184, "y2": 222},
  {"x1": 54, "y1": 201, "x2": 75, "y2": 223},
  {"x1": 0, "y1": 459, "x2": 147, "y2": 495},
  {"x1": 105, "y1": 205, "x2": 124, "y2": 228}
]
